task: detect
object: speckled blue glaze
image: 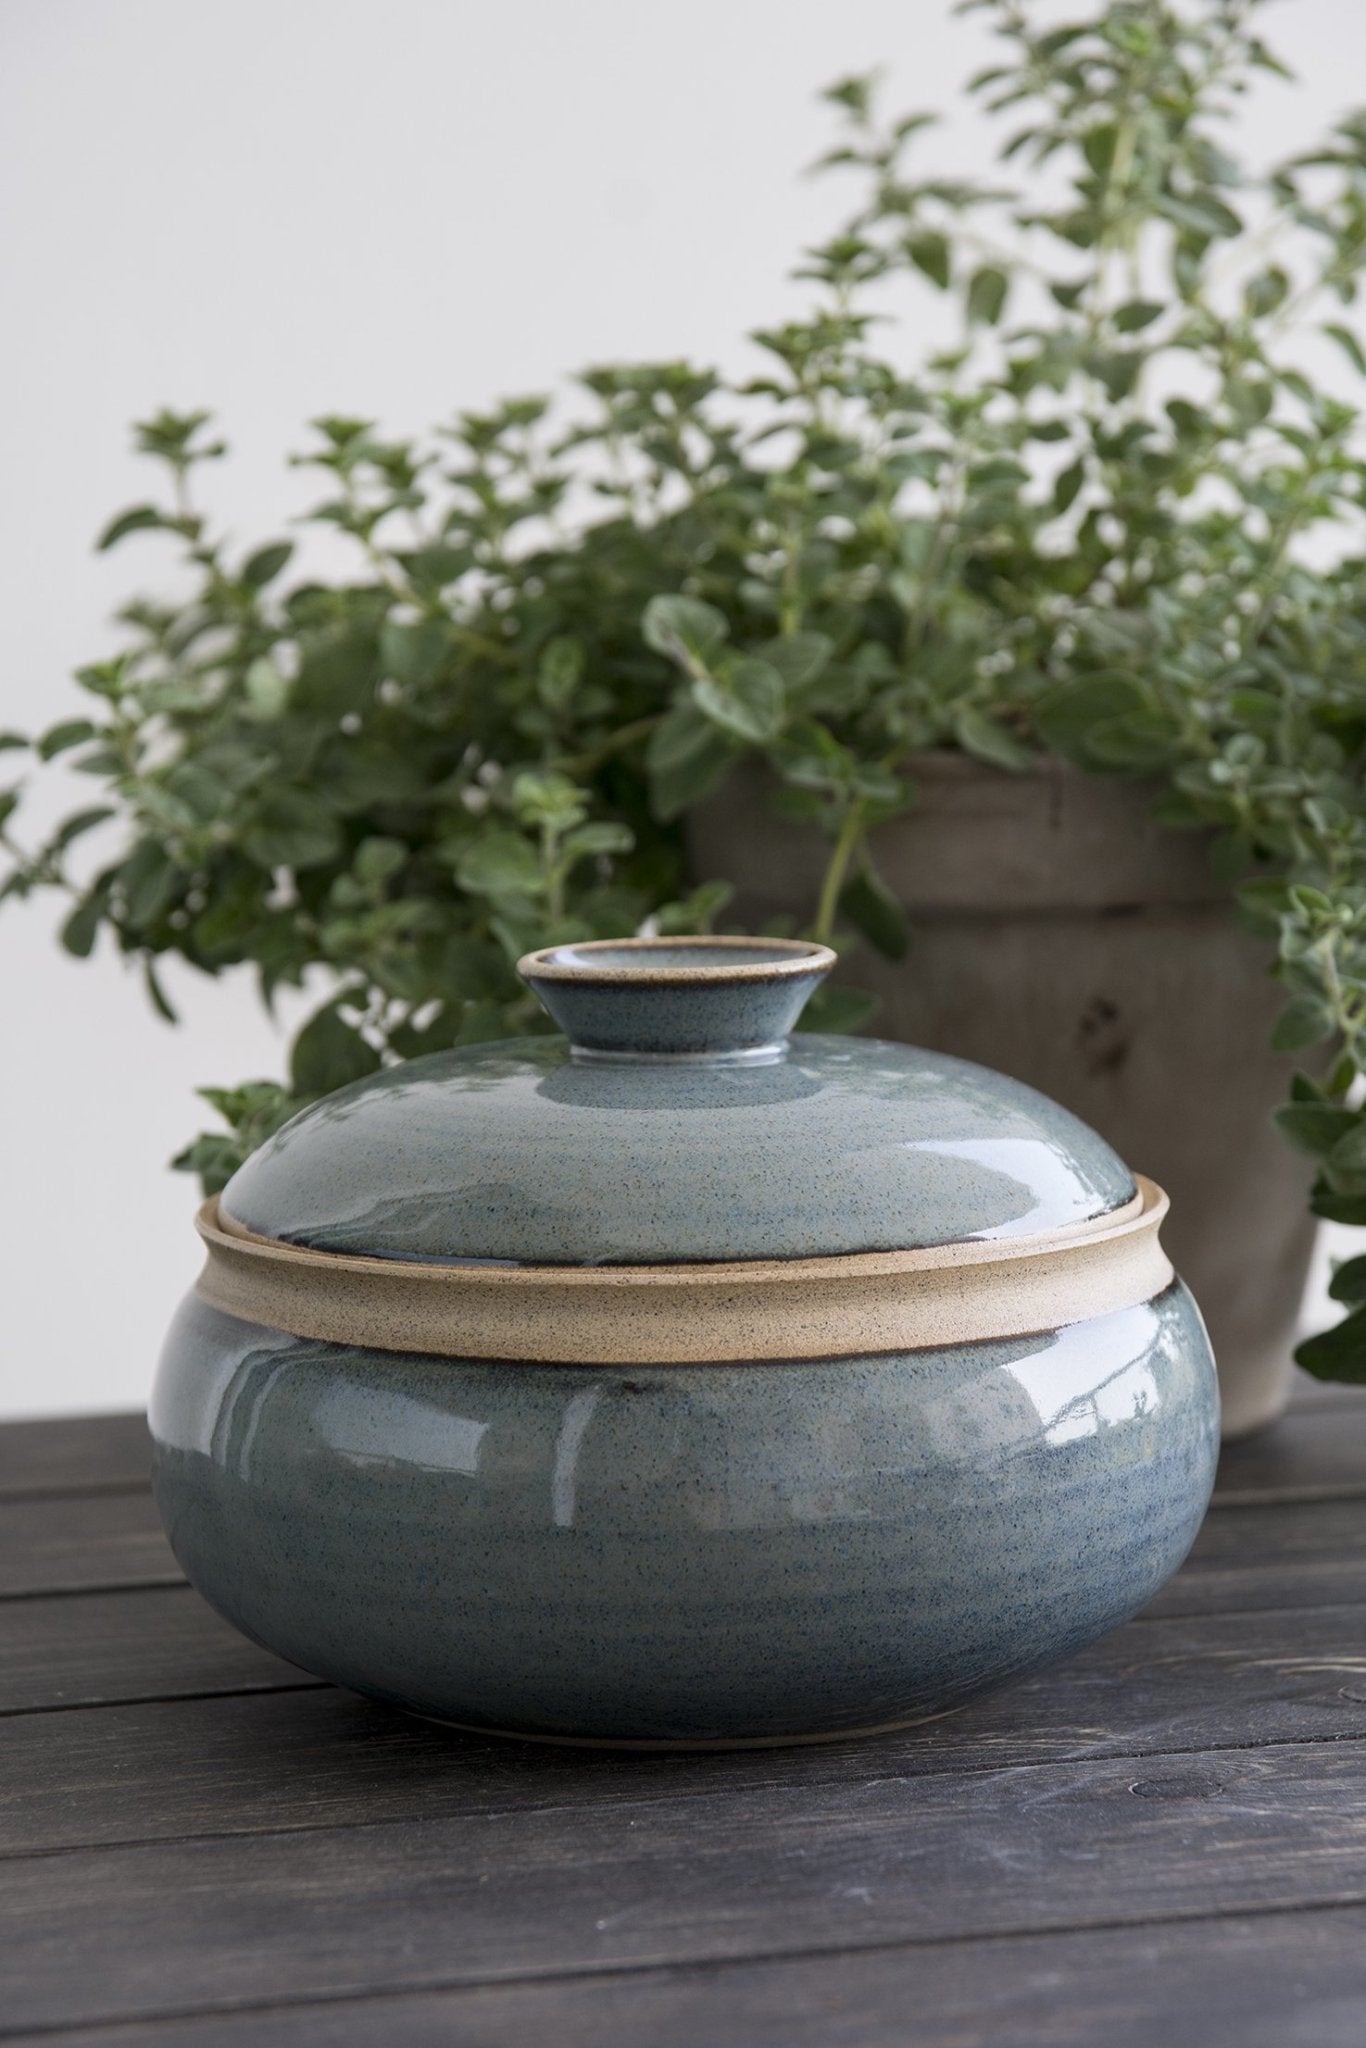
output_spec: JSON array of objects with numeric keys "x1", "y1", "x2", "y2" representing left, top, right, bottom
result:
[
  {"x1": 150, "y1": 1284, "x2": 1217, "y2": 1745},
  {"x1": 523, "y1": 941, "x2": 829, "y2": 1058},
  {"x1": 221, "y1": 1036, "x2": 1136, "y2": 1265}
]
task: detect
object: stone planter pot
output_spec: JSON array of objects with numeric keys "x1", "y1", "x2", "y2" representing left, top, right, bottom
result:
[{"x1": 688, "y1": 754, "x2": 1316, "y2": 1439}]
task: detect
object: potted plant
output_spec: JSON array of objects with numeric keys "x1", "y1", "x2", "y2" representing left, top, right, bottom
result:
[{"x1": 6, "y1": 0, "x2": 1366, "y2": 1430}]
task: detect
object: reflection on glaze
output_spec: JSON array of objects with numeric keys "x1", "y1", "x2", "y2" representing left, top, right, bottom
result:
[
  {"x1": 310, "y1": 1382, "x2": 489, "y2": 1477},
  {"x1": 902, "y1": 1137, "x2": 1119, "y2": 1239},
  {"x1": 221, "y1": 1033, "x2": 1136, "y2": 1266},
  {"x1": 1004, "y1": 1317, "x2": 1162, "y2": 1448},
  {"x1": 151, "y1": 1284, "x2": 1218, "y2": 1743},
  {"x1": 550, "y1": 1386, "x2": 601, "y2": 1527}
]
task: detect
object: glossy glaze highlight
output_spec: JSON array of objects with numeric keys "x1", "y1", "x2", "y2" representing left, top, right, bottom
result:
[
  {"x1": 151, "y1": 1283, "x2": 1217, "y2": 1746},
  {"x1": 221, "y1": 1035, "x2": 1137, "y2": 1266}
]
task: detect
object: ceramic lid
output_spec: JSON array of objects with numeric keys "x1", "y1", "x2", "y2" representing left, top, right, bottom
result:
[{"x1": 220, "y1": 937, "x2": 1136, "y2": 1267}]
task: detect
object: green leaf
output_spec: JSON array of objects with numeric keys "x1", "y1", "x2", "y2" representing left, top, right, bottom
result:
[
  {"x1": 907, "y1": 233, "x2": 950, "y2": 289},
  {"x1": 953, "y1": 705, "x2": 1033, "y2": 771},
  {"x1": 1113, "y1": 300, "x2": 1164, "y2": 333},
  {"x1": 380, "y1": 618, "x2": 449, "y2": 688},
  {"x1": 759, "y1": 633, "x2": 834, "y2": 690},
  {"x1": 294, "y1": 628, "x2": 379, "y2": 714},
  {"x1": 1226, "y1": 378, "x2": 1272, "y2": 429},
  {"x1": 242, "y1": 541, "x2": 293, "y2": 589},
  {"x1": 1087, "y1": 351, "x2": 1141, "y2": 402},
  {"x1": 244, "y1": 656, "x2": 291, "y2": 721},
  {"x1": 353, "y1": 836, "x2": 407, "y2": 886},
  {"x1": 801, "y1": 983, "x2": 878, "y2": 1034},
  {"x1": 562, "y1": 820, "x2": 634, "y2": 861},
  {"x1": 37, "y1": 719, "x2": 97, "y2": 761},
  {"x1": 537, "y1": 637, "x2": 585, "y2": 712},
  {"x1": 1034, "y1": 676, "x2": 1149, "y2": 768},
  {"x1": 455, "y1": 831, "x2": 542, "y2": 899},
  {"x1": 71, "y1": 745, "x2": 127, "y2": 777},
  {"x1": 1081, "y1": 123, "x2": 1116, "y2": 175},
  {"x1": 1166, "y1": 398, "x2": 1207, "y2": 445},
  {"x1": 1160, "y1": 192, "x2": 1242, "y2": 238},
  {"x1": 642, "y1": 595, "x2": 729, "y2": 668},
  {"x1": 1244, "y1": 268, "x2": 1289, "y2": 318},
  {"x1": 1052, "y1": 459, "x2": 1085, "y2": 514},
  {"x1": 242, "y1": 792, "x2": 342, "y2": 871},
  {"x1": 1327, "y1": 1118, "x2": 1366, "y2": 1175},
  {"x1": 118, "y1": 839, "x2": 179, "y2": 927},
  {"x1": 171, "y1": 1133, "x2": 247, "y2": 1196},
  {"x1": 1081, "y1": 712, "x2": 1176, "y2": 772},
  {"x1": 1328, "y1": 1254, "x2": 1366, "y2": 1307},
  {"x1": 289, "y1": 1002, "x2": 381, "y2": 1098},
  {"x1": 1322, "y1": 323, "x2": 1366, "y2": 376},
  {"x1": 692, "y1": 659, "x2": 785, "y2": 744},
  {"x1": 966, "y1": 265, "x2": 1008, "y2": 325},
  {"x1": 1296, "y1": 1305, "x2": 1366, "y2": 1384},
  {"x1": 1270, "y1": 999, "x2": 1334, "y2": 1053},
  {"x1": 60, "y1": 888, "x2": 106, "y2": 958},
  {"x1": 143, "y1": 956, "x2": 179, "y2": 1024},
  {"x1": 395, "y1": 542, "x2": 471, "y2": 593},
  {"x1": 1310, "y1": 1187, "x2": 1366, "y2": 1226},
  {"x1": 841, "y1": 866, "x2": 908, "y2": 960},
  {"x1": 646, "y1": 706, "x2": 736, "y2": 821},
  {"x1": 53, "y1": 805, "x2": 115, "y2": 851},
  {"x1": 96, "y1": 505, "x2": 169, "y2": 550},
  {"x1": 1273, "y1": 1102, "x2": 1360, "y2": 1159}
]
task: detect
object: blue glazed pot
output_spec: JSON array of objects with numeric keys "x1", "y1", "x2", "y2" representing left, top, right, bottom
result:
[{"x1": 151, "y1": 936, "x2": 1219, "y2": 1747}]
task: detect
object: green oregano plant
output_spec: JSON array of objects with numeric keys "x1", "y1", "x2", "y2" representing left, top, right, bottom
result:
[{"x1": 7, "y1": 0, "x2": 1366, "y2": 1376}]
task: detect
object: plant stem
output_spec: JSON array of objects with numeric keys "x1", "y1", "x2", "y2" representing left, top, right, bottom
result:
[
  {"x1": 813, "y1": 800, "x2": 865, "y2": 942},
  {"x1": 555, "y1": 715, "x2": 661, "y2": 779}
]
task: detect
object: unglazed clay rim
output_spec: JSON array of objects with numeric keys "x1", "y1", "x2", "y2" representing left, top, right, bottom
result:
[
  {"x1": 517, "y1": 934, "x2": 838, "y2": 985},
  {"x1": 195, "y1": 1178, "x2": 1172, "y2": 1364}
]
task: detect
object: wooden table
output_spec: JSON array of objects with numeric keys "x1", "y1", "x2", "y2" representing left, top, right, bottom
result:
[{"x1": 4, "y1": 1384, "x2": 1366, "y2": 2046}]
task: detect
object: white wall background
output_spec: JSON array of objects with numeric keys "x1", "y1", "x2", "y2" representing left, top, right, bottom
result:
[{"x1": 3, "y1": 0, "x2": 1365, "y2": 1419}]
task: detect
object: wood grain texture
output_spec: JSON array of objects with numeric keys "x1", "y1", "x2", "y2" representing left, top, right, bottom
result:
[
  {"x1": 0, "y1": 1412, "x2": 150, "y2": 1498},
  {"x1": 1214, "y1": 1395, "x2": 1366, "y2": 1504},
  {"x1": 6, "y1": 1599, "x2": 1366, "y2": 1856},
  {"x1": 7, "y1": 1739, "x2": 1366, "y2": 2032},
  {"x1": 1146, "y1": 1495, "x2": 1366, "y2": 1616},
  {"x1": 0, "y1": 1586, "x2": 313, "y2": 1715},
  {"x1": 8, "y1": 1905, "x2": 1366, "y2": 2048},
  {"x1": 0, "y1": 1489, "x2": 179, "y2": 1598}
]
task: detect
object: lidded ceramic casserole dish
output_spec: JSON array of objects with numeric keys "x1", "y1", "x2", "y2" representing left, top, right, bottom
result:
[{"x1": 151, "y1": 936, "x2": 1218, "y2": 1747}]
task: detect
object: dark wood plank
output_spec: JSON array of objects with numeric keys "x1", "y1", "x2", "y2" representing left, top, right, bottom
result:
[
  {"x1": 1147, "y1": 1494, "x2": 1366, "y2": 1616},
  {"x1": 0, "y1": 1412, "x2": 150, "y2": 1498},
  {"x1": 1216, "y1": 1395, "x2": 1366, "y2": 1504},
  {"x1": 6, "y1": 1738, "x2": 1366, "y2": 2033},
  {"x1": 0, "y1": 1489, "x2": 180, "y2": 1598},
  {"x1": 0, "y1": 1587, "x2": 313, "y2": 1715},
  {"x1": 1282, "y1": 1369, "x2": 1366, "y2": 1412},
  {"x1": 7, "y1": 1597, "x2": 1366, "y2": 1856},
  {"x1": 9, "y1": 1903, "x2": 1366, "y2": 2048}
]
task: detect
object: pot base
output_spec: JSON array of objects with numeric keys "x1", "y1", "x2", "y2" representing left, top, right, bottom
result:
[{"x1": 400, "y1": 1700, "x2": 967, "y2": 1752}]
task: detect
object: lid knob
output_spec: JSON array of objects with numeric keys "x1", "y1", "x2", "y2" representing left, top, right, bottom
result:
[{"x1": 517, "y1": 936, "x2": 836, "y2": 1064}]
